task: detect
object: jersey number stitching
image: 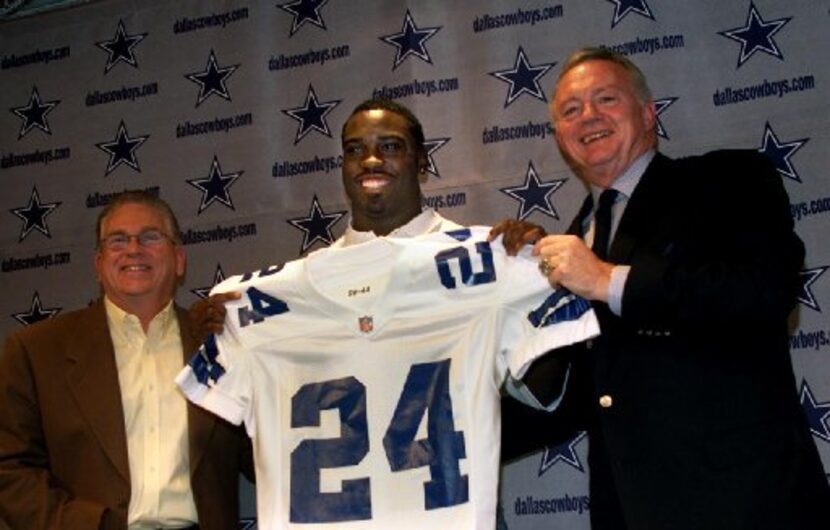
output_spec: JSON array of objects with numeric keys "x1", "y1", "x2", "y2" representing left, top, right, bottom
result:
[{"x1": 290, "y1": 360, "x2": 468, "y2": 523}]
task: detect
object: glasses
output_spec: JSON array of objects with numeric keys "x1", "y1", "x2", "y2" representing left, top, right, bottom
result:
[{"x1": 99, "y1": 229, "x2": 175, "y2": 251}]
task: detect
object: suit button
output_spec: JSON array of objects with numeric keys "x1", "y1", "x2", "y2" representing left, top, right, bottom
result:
[{"x1": 599, "y1": 395, "x2": 613, "y2": 408}]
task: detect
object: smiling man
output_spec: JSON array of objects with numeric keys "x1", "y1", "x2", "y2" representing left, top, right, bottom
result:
[
  {"x1": 502, "y1": 47, "x2": 830, "y2": 530},
  {"x1": 0, "y1": 191, "x2": 251, "y2": 530},
  {"x1": 335, "y1": 98, "x2": 461, "y2": 244},
  {"x1": 189, "y1": 98, "x2": 464, "y2": 336}
]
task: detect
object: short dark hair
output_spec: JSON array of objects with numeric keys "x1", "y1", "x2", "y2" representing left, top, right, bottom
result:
[
  {"x1": 341, "y1": 98, "x2": 426, "y2": 153},
  {"x1": 556, "y1": 47, "x2": 653, "y2": 103},
  {"x1": 96, "y1": 190, "x2": 183, "y2": 247}
]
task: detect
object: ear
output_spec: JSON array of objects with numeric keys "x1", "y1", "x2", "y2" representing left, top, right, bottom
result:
[
  {"x1": 175, "y1": 245, "x2": 187, "y2": 280},
  {"x1": 642, "y1": 100, "x2": 657, "y2": 132},
  {"x1": 93, "y1": 250, "x2": 103, "y2": 283},
  {"x1": 417, "y1": 152, "x2": 429, "y2": 184}
]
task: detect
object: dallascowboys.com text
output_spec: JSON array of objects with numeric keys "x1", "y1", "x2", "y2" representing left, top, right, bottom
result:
[{"x1": 513, "y1": 494, "x2": 590, "y2": 517}]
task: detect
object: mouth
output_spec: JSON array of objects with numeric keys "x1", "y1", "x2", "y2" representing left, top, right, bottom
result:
[
  {"x1": 121, "y1": 264, "x2": 151, "y2": 272},
  {"x1": 580, "y1": 130, "x2": 612, "y2": 144},
  {"x1": 356, "y1": 174, "x2": 391, "y2": 192}
]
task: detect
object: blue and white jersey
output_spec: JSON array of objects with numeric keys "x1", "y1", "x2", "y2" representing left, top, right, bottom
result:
[{"x1": 176, "y1": 227, "x2": 599, "y2": 530}]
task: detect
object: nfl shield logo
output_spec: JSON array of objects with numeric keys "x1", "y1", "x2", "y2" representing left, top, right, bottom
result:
[{"x1": 358, "y1": 316, "x2": 374, "y2": 333}]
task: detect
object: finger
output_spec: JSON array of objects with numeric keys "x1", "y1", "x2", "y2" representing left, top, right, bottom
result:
[
  {"x1": 522, "y1": 227, "x2": 547, "y2": 244},
  {"x1": 207, "y1": 322, "x2": 226, "y2": 334},
  {"x1": 487, "y1": 221, "x2": 508, "y2": 241},
  {"x1": 211, "y1": 291, "x2": 241, "y2": 303},
  {"x1": 188, "y1": 298, "x2": 211, "y2": 323},
  {"x1": 208, "y1": 307, "x2": 227, "y2": 322}
]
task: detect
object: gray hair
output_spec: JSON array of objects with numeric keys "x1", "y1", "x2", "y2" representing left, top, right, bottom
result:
[
  {"x1": 96, "y1": 190, "x2": 182, "y2": 246},
  {"x1": 556, "y1": 47, "x2": 653, "y2": 103}
]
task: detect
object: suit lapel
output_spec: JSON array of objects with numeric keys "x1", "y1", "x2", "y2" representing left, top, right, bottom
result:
[
  {"x1": 178, "y1": 307, "x2": 216, "y2": 476},
  {"x1": 65, "y1": 301, "x2": 130, "y2": 481}
]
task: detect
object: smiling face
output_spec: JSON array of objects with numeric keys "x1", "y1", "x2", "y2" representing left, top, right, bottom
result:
[
  {"x1": 341, "y1": 108, "x2": 426, "y2": 236},
  {"x1": 95, "y1": 202, "x2": 185, "y2": 320},
  {"x1": 551, "y1": 59, "x2": 657, "y2": 188}
]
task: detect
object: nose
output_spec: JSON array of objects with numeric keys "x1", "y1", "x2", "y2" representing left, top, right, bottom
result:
[
  {"x1": 581, "y1": 100, "x2": 599, "y2": 119},
  {"x1": 124, "y1": 235, "x2": 144, "y2": 253},
  {"x1": 360, "y1": 148, "x2": 383, "y2": 171}
]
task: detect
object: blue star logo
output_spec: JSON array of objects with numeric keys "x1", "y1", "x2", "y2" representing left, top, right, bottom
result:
[
  {"x1": 489, "y1": 47, "x2": 556, "y2": 108},
  {"x1": 95, "y1": 19, "x2": 147, "y2": 74},
  {"x1": 500, "y1": 162, "x2": 566, "y2": 220},
  {"x1": 758, "y1": 122, "x2": 808, "y2": 183},
  {"x1": 282, "y1": 85, "x2": 341, "y2": 144},
  {"x1": 95, "y1": 120, "x2": 149, "y2": 175},
  {"x1": 798, "y1": 266, "x2": 827, "y2": 312},
  {"x1": 10, "y1": 186, "x2": 61, "y2": 242},
  {"x1": 191, "y1": 264, "x2": 227, "y2": 300},
  {"x1": 12, "y1": 291, "x2": 61, "y2": 327},
  {"x1": 607, "y1": 0, "x2": 655, "y2": 28},
  {"x1": 185, "y1": 49, "x2": 239, "y2": 107},
  {"x1": 654, "y1": 97, "x2": 677, "y2": 140},
  {"x1": 379, "y1": 9, "x2": 441, "y2": 70},
  {"x1": 800, "y1": 380, "x2": 830, "y2": 443},
  {"x1": 423, "y1": 137, "x2": 450, "y2": 178},
  {"x1": 187, "y1": 155, "x2": 243, "y2": 214},
  {"x1": 287, "y1": 195, "x2": 346, "y2": 254},
  {"x1": 277, "y1": 0, "x2": 329, "y2": 36},
  {"x1": 10, "y1": 86, "x2": 60, "y2": 139},
  {"x1": 718, "y1": 2, "x2": 791, "y2": 69},
  {"x1": 238, "y1": 517, "x2": 257, "y2": 530},
  {"x1": 539, "y1": 431, "x2": 587, "y2": 476}
]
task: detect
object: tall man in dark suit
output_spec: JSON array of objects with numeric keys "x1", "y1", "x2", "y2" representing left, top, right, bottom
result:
[
  {"x1": 0, "y1": 191, "x2": 251, "y2": 530},
  {"x1": 503, "y1": 47, "x2": 829, "y2": 529}
]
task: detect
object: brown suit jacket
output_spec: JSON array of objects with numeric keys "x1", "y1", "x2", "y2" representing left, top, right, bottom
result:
[{"x1": 0, "y1": 300, "x2": 251, "y2": 530}]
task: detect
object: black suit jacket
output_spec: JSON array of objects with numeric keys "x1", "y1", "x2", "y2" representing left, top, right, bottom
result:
[
  {"x1": 0, "y1": 300, "x2": 252, "y2": 530},
  {"x1": 502, "y1": 151, "x2": 829, "y2": 530}
]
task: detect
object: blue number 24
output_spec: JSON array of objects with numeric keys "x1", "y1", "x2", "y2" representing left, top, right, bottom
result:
[{"x1": 290, "y1": 359, "x2": 468, "y2": 523}]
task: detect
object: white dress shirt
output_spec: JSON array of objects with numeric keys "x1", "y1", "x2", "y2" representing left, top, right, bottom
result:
[
  {"x1": 587, "y1": 150, "x2": 655, "y2": 315},
  {"x1": 105, "y1": 298, "x2": 197, "y2": 529}
]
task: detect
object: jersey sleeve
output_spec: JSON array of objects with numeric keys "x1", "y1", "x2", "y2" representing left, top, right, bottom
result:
[
  {"x1": 496, "y1": 243, "x2": 600, "y2": 379},
  {"x1": 175, "y1": 278, "x2": 256, "y2": 436}
]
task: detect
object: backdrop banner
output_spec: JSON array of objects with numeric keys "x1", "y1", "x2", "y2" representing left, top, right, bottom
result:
[{"x1": 1, "y1": 1, "x2": 828, "y2": 528}]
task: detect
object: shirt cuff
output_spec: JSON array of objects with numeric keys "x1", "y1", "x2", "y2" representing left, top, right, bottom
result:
[{"x1": 608, "y1": 265, "x2": 631, "y2": 316}]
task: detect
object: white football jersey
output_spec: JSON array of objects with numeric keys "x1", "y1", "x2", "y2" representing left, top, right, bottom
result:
[{"x1": 176, "y1": 227, "x2": 599, "y2": 530}]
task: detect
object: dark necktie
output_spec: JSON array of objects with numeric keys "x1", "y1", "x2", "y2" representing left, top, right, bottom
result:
[{"x1": 591, "y1": 188, "x2": 619, "y2": 260}]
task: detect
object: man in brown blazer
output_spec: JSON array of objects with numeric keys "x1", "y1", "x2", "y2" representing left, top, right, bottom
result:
[{"x1": 0, "y1": 191, "x2": 251, "y2": 530}]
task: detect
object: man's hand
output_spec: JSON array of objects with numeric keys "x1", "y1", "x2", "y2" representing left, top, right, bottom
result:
[
  {"x1": 489, "y1": 219, "x2": 547, "y2": 256},
  {"x1": 533, "y1": 235, "x2": 614, "y2": 301},
  {"x1": 188, "y1": 291, "x2": 241, "y2": 344}
]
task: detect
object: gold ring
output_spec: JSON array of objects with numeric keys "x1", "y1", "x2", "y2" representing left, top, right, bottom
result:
[{"x1": 538, "y1": 258, "x2": 553, "y2": 276}]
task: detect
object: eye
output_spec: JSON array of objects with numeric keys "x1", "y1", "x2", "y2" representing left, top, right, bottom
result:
[
  {"x1": 559, "y1": 104, "x2": 580, "y2": 119},
  {"x1": 138, "y1": 230, "x2": 166, "y2": 246},
  {"x1": 343, "y1": 144, "x2": 363, "y2": 157},
  {"x1": 103, "y1": 233, "x2": 129, "y2": 249},
  {"x1": 380, "y1": 140, "x2": 404, "y2": 153}
]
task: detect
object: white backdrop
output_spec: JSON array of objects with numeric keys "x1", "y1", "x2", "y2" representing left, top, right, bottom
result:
[{"x1": 1, "y1": 1, "x2": 829, "y2": 528}]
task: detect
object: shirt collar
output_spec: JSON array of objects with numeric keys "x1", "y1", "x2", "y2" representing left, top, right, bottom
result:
[
  {"x1": 590, "y1": 149, "x2": 655, "y2": 201},
  {"x1": 104, "y1": 296, "x2": 176, "y2": 337}
]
